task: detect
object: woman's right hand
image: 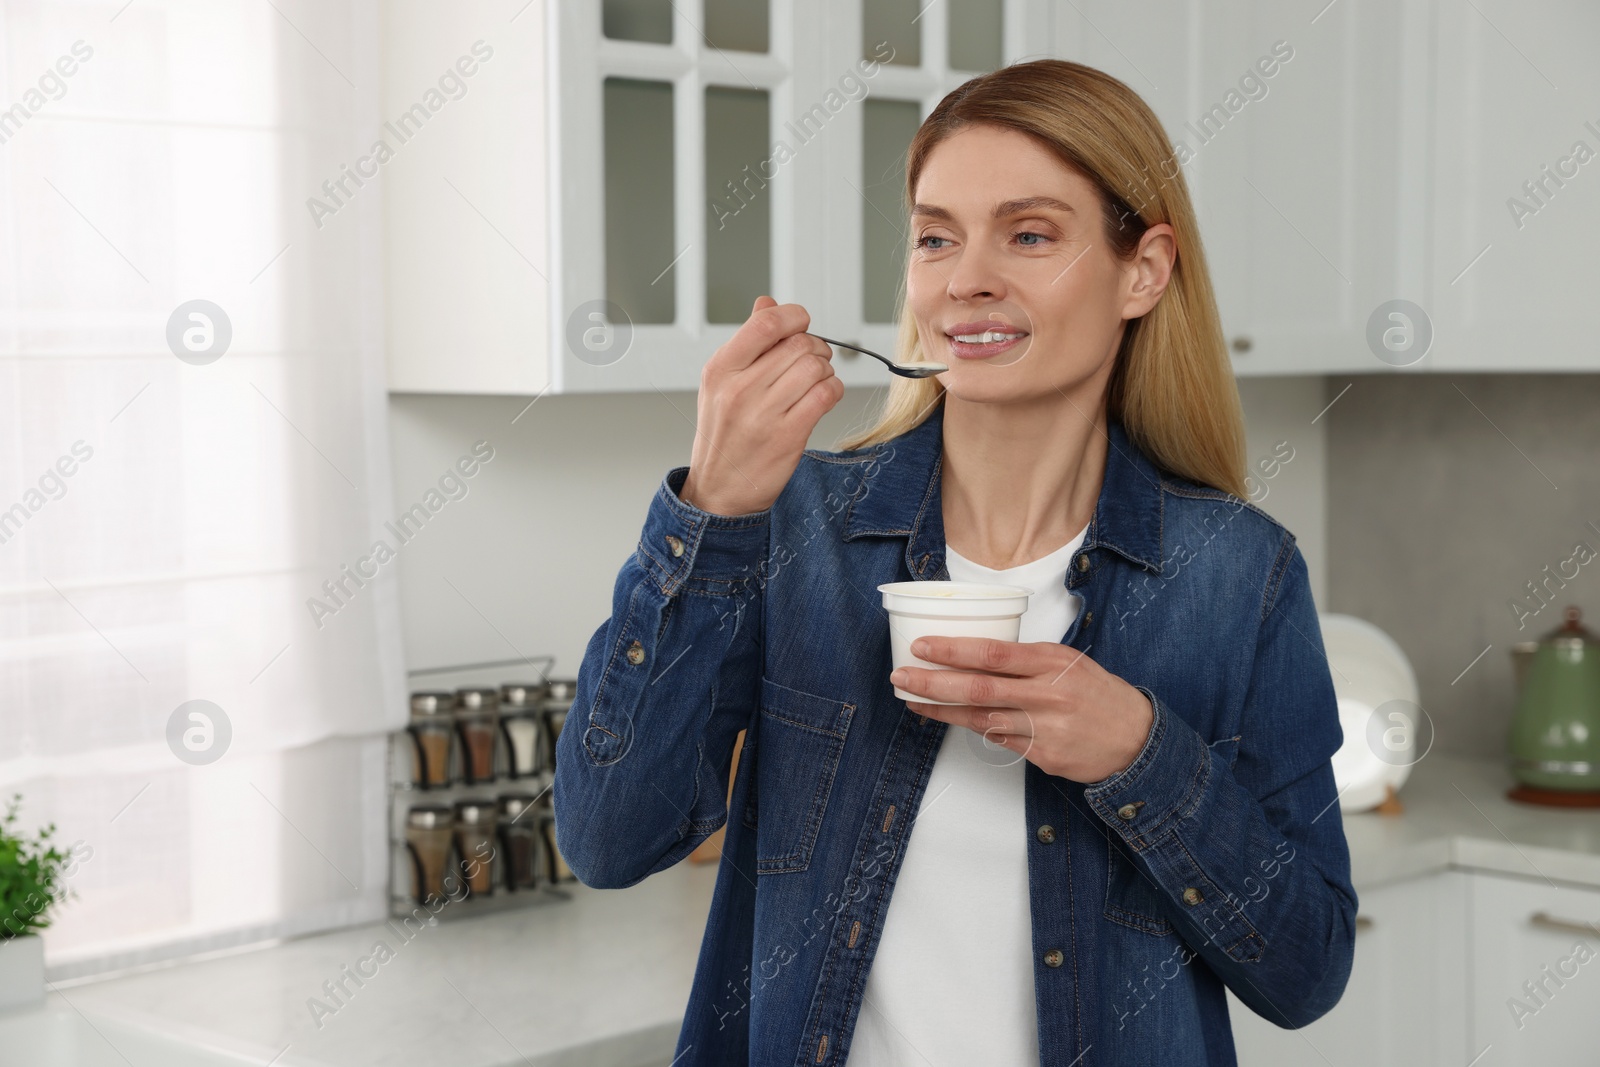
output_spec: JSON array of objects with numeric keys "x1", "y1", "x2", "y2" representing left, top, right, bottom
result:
[{"x1": 679, "y1": 295, "x2": 845, "y2": 517}]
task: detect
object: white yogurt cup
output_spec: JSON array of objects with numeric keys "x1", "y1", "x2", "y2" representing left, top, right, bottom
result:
[{"x1": 878, "y1": 581, "x2": 1033, "y2": 705}]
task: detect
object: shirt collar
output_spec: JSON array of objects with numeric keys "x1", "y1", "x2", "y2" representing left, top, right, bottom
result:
[{"x1": 842, "y1": 400, "x2": 1166, "y2": 574}]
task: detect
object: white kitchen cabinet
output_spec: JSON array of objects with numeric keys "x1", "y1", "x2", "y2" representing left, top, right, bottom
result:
[
  {"x1": 1425, "y1": 0, "x2": 1600, "y2": 371},
  {"x1": 1231, "y1": 869, "x2": 1600, "y2": 1064},
  {"x1": 1189, "y1": 1, "x2": 1433, "y2": 377},
  {"x1": 1060, "y1": 0, "x2": 1600, "y2": 378},
  {"x1": 549, "y1": 0, "x2": 1052, "y2": 394},
  {"x1": 551, "y1": 0, "x2": 795, "y2": 394},
  {"x1": 1229, "y1": 872, "x2": 1469, "y2": 1066},
  {"x1": 1050, "y1": 2, "x2": 1432, "y2": 378},
  {"x1": 1468, "y1": 872, "x2": 1600, "y2": 1065},
  {"x1": 384, "y1": 0, "x2": 1600, "y2": 395},
  {"x1": 382, "y1": 0, "x2": 552, "y2": 395},
  {"x1": 385, "y1": 0, "x2": 1051, "y2": 396}
]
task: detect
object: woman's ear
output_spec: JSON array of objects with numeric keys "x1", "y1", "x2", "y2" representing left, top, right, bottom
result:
[{"x1": 1121, "y1": 223, "x2": 1177, "y2": 320}]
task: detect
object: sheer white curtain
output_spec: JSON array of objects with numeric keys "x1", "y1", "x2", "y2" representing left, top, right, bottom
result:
[{"x1": 0, "y1": 0, "x2": 405, "y2": 979}]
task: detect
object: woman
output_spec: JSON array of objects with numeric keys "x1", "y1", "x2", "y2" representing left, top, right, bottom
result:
[{"x1": 554, "y1": 59, "x2": 1356, "y2": 1066}]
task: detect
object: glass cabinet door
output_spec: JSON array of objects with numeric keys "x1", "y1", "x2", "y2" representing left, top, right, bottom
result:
[
  {"x1": 553, "y1": 0, "x2": 1045, "y2": 393},
  {"x1": 554, "y1": 1, "x2": 786, "y2": 392},
  {"x1": 822, "y1": 0, "x2": 1045, "y2": 376}
]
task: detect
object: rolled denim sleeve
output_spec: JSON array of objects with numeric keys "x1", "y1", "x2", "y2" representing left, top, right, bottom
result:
[
  {"x1": 552, "y1": 466, "x2": 768, "y2": 889},
  {"x1": 1083, "y1": 533, "x2": 1358, "y2": 1028}
]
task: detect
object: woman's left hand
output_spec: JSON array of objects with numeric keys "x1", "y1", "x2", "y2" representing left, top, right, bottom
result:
[{"x1": 891, "y1": 636, "x2": 1154, "y2": 783}]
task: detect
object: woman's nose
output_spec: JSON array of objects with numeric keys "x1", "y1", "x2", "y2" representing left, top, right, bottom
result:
[{"x1": 944, "y1": 244, "x2": 1007, "y2": 304}]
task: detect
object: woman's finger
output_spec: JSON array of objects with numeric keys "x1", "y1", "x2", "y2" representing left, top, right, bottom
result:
[
  {"x1": 910, "y1": 636, "x2": 1076, "y2": 678},
  {"x1": 768, "y1": 356, "x2": 835, "y2": 416},
  {"x1": 892, "y1": 665, "x2": 1023, "y2": 707},
  {"x1": 979, "y1": 708, "x2": 1034, "y2": 738},
  {"x1": 906, "y1": 703, "x2": 1035, "y2": 741},
  {"x1": 708, "y1": 300, "x2": 811, "y2": 375},
  {"x1": 753, "y1": 332, "x2": 833, "y2": 394}
]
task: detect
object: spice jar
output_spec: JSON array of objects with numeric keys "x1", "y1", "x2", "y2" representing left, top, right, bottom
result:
[
  {"x1": 543, "y1": 679, "x2": 577, "y2": 775},
  {"x1": 540, "y1": 807, "x2": 575, "y2": 884},
  {"x1": 453, "y1": 800, "x2": 498, "y2": 897},
  {"x1": 497, "y1": 793, "x2": 542, "y2": 891},
  {"x1": 499, "y1": 681, "x2": 545, "y2": 709},
  {"x1": 454, "y1": 687, "x2": 500, "y2": 784},
  {"x1": 405, "y1": 805, "x2": 455, "y2": 904},
  {"x1": 406, "y1": 691, "x2": 455, "y2": 788},
  {"x1": 499, "y1": 682, "x2": 547, "y2": 779}
]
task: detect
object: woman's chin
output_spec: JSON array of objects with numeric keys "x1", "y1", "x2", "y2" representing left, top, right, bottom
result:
[{"x1": 938, "y1": 370, "x2": 1050, "y2": 406}]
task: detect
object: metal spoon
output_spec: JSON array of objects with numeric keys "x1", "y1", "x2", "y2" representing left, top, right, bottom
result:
[{"x1": 811, "y1": 334, "x2": 947, "y2": 378}]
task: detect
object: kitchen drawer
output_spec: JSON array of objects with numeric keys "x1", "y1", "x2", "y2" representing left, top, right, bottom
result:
[
  {"x1": 1469, "y1": 872, "x2": 1600, "y2": 1064},
  {"x1": 1231, "y1": 871, "x2": 1468, "y2": 1066}
]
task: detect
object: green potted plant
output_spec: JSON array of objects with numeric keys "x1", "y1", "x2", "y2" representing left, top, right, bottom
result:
[{"x1": 0, "y1": 795, "x2": 73, "y2": 1010}]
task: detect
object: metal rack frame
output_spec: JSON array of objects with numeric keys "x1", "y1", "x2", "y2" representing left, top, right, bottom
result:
[{"x1": 387, "y1": 656, "x2": 573, "y2": 920}]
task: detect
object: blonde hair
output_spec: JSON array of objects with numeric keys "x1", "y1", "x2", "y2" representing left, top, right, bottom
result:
[{"x1": 837, "y1": 59, "x2": 1247, "y2": 498}]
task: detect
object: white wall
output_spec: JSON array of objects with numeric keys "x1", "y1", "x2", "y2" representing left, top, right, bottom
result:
[
  {"x1": 387, "y1": 379, "x2": 1326, "y2": 680},
  {"x1": 385, "y1": 386, "x2": 887, "y2": 681}
]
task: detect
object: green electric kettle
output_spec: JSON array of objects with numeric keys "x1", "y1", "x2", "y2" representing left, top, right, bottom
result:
[{"x1": 1508, "y1": 606, "x2": 1600, "y2": 803}]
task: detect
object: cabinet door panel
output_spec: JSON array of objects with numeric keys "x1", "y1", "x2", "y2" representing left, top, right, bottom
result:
[
  {"x1": 1195, "y1": 0, "x2": 1428, "y2": 376},
  {"x1": 1050, "y1": 0, "x2": 1195, "y2": 154},
  {"x1": 554, "y1": 1, "x2": 793, "y2": 393},
  {"x1": 1470, "y1": 873, "x2": 1600, "y2": 1064},
  {"x1": 1427, "y1": 0, "x2": 1600, "y2": 371},
  {"x1": 1053, "y1": 1, "x2": 1427, "y2": 378},
  {"x1": 1230, "y1": 872, "x2": 1468, "y2": 1067},
  {"x1": 383, "y1": 0, "x2": 551, "y2": 395}
]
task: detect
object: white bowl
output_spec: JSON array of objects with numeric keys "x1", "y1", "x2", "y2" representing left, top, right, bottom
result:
[{"x1": 878, "y1": 581, "x2": 1032, "y2": 705}]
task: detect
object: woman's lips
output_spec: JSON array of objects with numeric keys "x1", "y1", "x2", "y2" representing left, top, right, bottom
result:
[{"x1": 944, "y1": 328, "x2": 1028, "y2": 360}]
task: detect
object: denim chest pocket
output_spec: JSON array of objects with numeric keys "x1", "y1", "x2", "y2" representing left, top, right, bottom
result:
[
  {"x1": 741, "y1": 677, "x2": 856, "y2": 875},
  {"x1": 1104, "y1": 840, "x2": 1174, "y2": 936}
]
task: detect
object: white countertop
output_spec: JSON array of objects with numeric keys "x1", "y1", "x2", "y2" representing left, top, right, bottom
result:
[
  {"x1": 45, "y1": 860, "x2": 721, "y2": 1067},
  {"x1": 1343, "y1": 752, "x2": 1600, "y2": 891},
  {"x1": 22, "y1": 753, "x2": 1600, "y2": 1066}
]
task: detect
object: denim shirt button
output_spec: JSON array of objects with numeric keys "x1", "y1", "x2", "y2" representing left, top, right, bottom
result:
[
  {"x1": 664, "y1": 534, "x2": 685, "y2": 557},
  {"x1": 625, "y1": 640, "x2": 646, "y2": 665},
  {"x1": 1183, "y1": 887, "x2": 1203, "y2": 906},
  {"x1": 1076, "y1": 553, "x2": 1091, "y2": 572},
  {"x1": 1035, "y1": 824, "x2": 1056, "y2": 844},
  {"x1": 1116, "y1": 803, "x2": 1140, "y2": 821},
  {"x1": 1043, "y1": 948, "x2": 1064, "y2": 968}
]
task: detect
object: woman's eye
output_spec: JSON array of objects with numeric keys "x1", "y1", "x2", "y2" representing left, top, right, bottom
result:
[{"x1": 917, "y1": 232, "x2": 1049, "y2": 250}]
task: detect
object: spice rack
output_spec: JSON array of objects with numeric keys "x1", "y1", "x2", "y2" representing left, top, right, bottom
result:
[{"x1": 386, "y1": 656, "x2": 577, "y2": 921}]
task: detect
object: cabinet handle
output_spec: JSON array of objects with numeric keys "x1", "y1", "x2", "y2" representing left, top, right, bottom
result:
[
  {"x1": 1355, "y1": 915, "x2": 1374, "y2": 933},
  {"x1": 1230, "y1": 336, "x2": 1253, "y2": 354},
  {"x1": 1529, "y1": 911, "x2": 1600, "y2": 937}
]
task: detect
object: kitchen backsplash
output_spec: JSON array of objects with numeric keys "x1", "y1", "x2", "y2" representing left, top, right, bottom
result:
[{"x1": 1326, "y1": 373, "x2": 1600, "y2": 759}]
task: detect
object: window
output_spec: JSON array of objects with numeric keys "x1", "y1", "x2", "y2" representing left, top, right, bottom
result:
[{"x1": 0, "y1": 0, "x2": 402, "y2": 979}]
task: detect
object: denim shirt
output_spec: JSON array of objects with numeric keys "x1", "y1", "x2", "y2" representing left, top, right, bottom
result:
[{"x1": 554, "y1": 402, "x2": 1357, "y2": 1067}]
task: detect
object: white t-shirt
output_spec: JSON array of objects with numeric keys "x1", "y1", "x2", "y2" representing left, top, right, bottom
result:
[{"x1": 845, "y1": 525, "x2": 1089, "y2": 1066}]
